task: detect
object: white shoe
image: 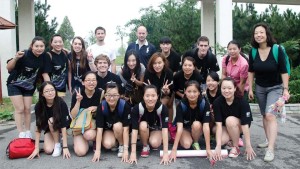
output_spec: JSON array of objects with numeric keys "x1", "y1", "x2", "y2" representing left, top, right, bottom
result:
[
  {"x1": 117, "y1": 145, "x2": 124, "y2": 158},
  {"x1": 25, "y1": 130, "x2": 32, "y2": 139},
  {"x1": 18, "y1": 132, "x2": 26, "y2": 138},
  {"x1": 52, "y1": 143, "x2": 62, "y2": 157},
  {"x1": 264, "y1": 149, "x2": 275, "y2": 162},
  {"x1": 258, "y1": 139, "x2": 269, "y2": 148}
]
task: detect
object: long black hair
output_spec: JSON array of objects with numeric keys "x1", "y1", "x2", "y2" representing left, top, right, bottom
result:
[
  {"x1": 122, "y1": 50, "x2": 142, "y2": 80},
  {"x1": 35, "y1": 81, "x2": 64, "y2": 131}
]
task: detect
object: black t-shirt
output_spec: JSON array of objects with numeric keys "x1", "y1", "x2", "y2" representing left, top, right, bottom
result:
[
  {"x1": 131, "y1": 102, "x2": 168, "y2": 130},
  {"x1": 144, "y1": 68, "x2": 174, "y2": 97},
  {"x1": 68, "y1": 53, "x2": 91, "y2": 89},
  {"x1": 173, "y1": 70, "x2": 203, "y2": 99},
  {"x1": 96, "y1": 71, "x2": 124, "y2": 94},
  {"x1": 182, "y1": 48, "x2": 219, "y2": 81},
  {"x1": 248, "y1": 46, "x2": 287, "y2": 87},
  {"x1": 70, "y1": 88, "x2": 101, "y2": 111},
  {"x1": 34, "y1": 99, "x2": 70, "y2": 129},
  {"x1": 176, "y1": 98, "x2": 210, "y2": 129},
  {"x1": 165, "y1": 50, "x2": 181, "y2": 73},
  {"x1": 213, "y1": 96, "x2": 252, "y2": 126},
  {"x1": 206, "y1": 89, "x2": 221, "y2": 105},
  {"x1": 48, "y1": 51, "x2": 69, "y2": 92},
  {"x1": 7, "y1": 50, "x2": 51, "y2": 90},
  {"x1": 96, "y1": 99, "x2": 131, "y2": 128}
]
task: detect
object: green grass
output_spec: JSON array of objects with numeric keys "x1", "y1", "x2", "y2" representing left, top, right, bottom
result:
[
  {"x1": 0, "y1": 92, "x2": 38, "y2": 121},
  {"x1": 115, "y1": 56, "x2": 124, "y2": 66}
]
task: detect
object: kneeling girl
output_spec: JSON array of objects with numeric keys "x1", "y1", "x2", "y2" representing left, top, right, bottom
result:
[
  {"x1": 92, "y1": 82, "x2": 131, "y2": 162},
  {"x1": 129, "y1": 85, "x2": 170, "y2": 165}
]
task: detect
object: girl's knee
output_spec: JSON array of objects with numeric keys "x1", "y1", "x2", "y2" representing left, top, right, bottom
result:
[
  {"x1": 192, "y1": 121, "x2": 202, "y2": 130},
  {"x1": 44, "y1": 145, "x2": 54, "y2": 155},
  {"x1": 149, "y1": 138, "x2": 161, "y2": 148},
  {"x1": 139, "y1": 122, "x2": 148, "y2": 132},
  {"x1": 225, "y1": 117, "x2": 239, "y2": 128},
  {"x1": 74, "y1": 147, "x2": 88, "y2": 157},
  {"x1": 181, "y1": 140, "x2": 192, "y2": 149}
]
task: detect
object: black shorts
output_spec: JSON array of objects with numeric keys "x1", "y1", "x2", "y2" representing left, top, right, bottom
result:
[{"x1": 7, "y1": 84, "x2": 35, "y2": 96}]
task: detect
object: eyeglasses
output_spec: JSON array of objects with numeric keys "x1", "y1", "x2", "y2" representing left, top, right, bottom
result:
[
  {"x1": 84, "y1": 79, "x2": 97, "y2": 83},
  {"x1": 43, "y1": 88, "x2": 55, "y2": 94},
  {"x1": 105, "y1": 94, "x2": 120, "y2": 99}
]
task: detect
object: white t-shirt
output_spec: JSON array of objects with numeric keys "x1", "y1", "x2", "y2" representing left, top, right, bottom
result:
[{"x1": 87, "y1": 43, "x2": 116, "y2": 71}]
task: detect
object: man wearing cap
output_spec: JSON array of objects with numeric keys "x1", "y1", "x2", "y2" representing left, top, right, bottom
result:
[
  {"x1": 125, "y1": 26, "x2": 156, "y2": 67},
  {"x1": 182, "y1": 36, "x2": 219, "y2": 82},
  {"x1": 159, "y1": 37, "x2": 181, "y2": 74}
]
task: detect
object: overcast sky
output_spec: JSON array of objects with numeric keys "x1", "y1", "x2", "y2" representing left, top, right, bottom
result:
[{"x1": 46, "y1": 0, "x2": 300, "y2": 47}]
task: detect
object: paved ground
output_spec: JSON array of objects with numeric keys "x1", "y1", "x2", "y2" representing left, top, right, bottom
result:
[{"x1": 1, "y1": 93, "x2": 300, "y2": 169}]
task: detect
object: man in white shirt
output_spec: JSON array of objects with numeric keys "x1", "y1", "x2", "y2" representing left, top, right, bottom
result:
[{"x1": 87, "y1": 26, "x2": 117, "y2": 73}]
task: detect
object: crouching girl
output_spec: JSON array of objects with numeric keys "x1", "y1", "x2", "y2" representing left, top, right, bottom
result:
[
  {"x1": 129, "y1": 85, "x2": 170, "y2": 165},
  {"x1": 92, "y1": 82, "x2": 131, "y2": 162}
]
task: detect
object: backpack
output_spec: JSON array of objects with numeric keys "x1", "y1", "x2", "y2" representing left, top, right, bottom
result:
[
  {"x1": 251, "y1": 44, "x2": 291, "y2": 76},
  {"x1": 6, "y1": 138, "x2": 35, "y2": 159},
  {"x1": 138, "y1": 103, "x2": 163, "y2": 126},
  {"x1": 173, "y1": 98, "x2": 206, "y2": 125},
  {"x1": 225, "y1": 52, "x2": 249, "y2": 66},
  {"x1": 102, "y1": 99, "x2": 126, "y2": 117}
]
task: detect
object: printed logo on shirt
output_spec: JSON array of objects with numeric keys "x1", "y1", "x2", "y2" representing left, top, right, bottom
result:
[
  {"x1": 106, "y1": 122, "x2": 112, "y2": 128},
  {"x1": 165, "y1": 117, "x2": 168, "y2": 122},
  {"x1": 184, "y1": 120, "x2": 190, "y2": 124},
  {"x1": 25, "y1": 67, "x2": 33, "y2": 72},
  {"x1": 206, "y1": 111, "x2": 210, "y2": 116},
  {"x1": 54, "y1": 65, "x2": 61, "y2": 70},
  {"x1": 146, "y1": 47, "x2": 149, "y2": 53},
  {"x1": 128, "y1": 114, "x2": 131, "y2": 120},
  {"x1": 246, "y1": 112, "x2": 251, "y2": 118}
]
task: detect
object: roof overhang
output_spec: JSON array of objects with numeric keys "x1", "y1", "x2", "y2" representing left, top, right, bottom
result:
[{"x1": 0, "y1": 16, "x2": 16, "y2": 30}]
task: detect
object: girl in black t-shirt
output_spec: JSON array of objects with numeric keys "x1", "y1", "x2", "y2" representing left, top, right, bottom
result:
[
  {"x1": 170, "y1": 81, "x2": 215, "y2": 162},
  {"x1": 92, "y1": 82, "x2": 131, "y2": 162},
  {"x1": 205, "y1": 71, "x2": 221, "y2": 129},
  {"x1": 28, "y1": 82, "x2": 70, "y2": 159},
  {"x1": 48, "y1": 34, "x2": 71, "y2": 97},
  {"x1": 129, "y1": 85, "x2": 170, "y2": 165},
  {"x1": 174, "y1": 56, "x2": 203, "y2": 100},
  {"x1": 6, "y1": 36, "x2": 51, "y2": 139},
  {"x1": 69, "y1": 36, "x2": 94, "y2": 93},
  {"x1": 213, "y1": 77, "x2": 256, "y2": 160},
  {"x1": 70, "y1": 71, "x2": 101, "y2": 157},
  {"x1": 144, "y1": 52, "x2": 174, "y2": 143},
  {"x1": 119, "y1": 50, "x2": 145, "y2": 105}
]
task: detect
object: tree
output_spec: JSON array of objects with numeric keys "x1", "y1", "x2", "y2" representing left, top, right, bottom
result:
[
  {"x1": 86, "y1": 30, "x2": 96, "y2": 48},
  {"x1": 115, "y1": 25, "x2": 127, "y2": 57},
  {"x1": 34, "y1": 1, "x2": 58, "y2": 50},
  {"x1": 57, "y1": 16, "x2": 75, "y2": 50}
]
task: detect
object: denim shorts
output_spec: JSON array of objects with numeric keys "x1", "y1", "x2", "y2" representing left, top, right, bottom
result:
[{"x1": 7, "y1": 84, "x2": 35, "y2": 96}]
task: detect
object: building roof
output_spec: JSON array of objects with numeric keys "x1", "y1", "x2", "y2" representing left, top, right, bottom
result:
[{"x1": 0, "y1": 16, "x2": 16, "y2": 30}]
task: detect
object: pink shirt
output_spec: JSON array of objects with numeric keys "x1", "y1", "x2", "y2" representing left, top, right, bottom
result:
[{"x1": 222, "y1": 55, "x2": 249, "y2": 91}]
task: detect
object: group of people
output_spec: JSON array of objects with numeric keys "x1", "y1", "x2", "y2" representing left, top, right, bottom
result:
[{"x1": 7, "y1": 23, "x2": 289, "y2": 164}]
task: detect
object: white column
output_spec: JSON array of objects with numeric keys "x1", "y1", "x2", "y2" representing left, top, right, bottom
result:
[
  {"x1": 201, "y1": 0, "x2": 215, "y2": 48},
  {"x1": 18, "y1": 0, "x2": 35, "y2": 50},
  {"x1": 216, "y1": 0, "x2": 232, "y2": 48},
  {"x1": 0, "y1": 0, "x2": 16, "y2": 97}
]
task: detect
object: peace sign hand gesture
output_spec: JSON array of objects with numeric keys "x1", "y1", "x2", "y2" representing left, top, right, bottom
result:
[
  {"x1": 87, "y1": 49, "x2": 94, "y2": 62},
  {"x1": 74, "y1": 88, "x2": 83, "y2": 102},
  {"x1": 131, "y1": 73, "x2": 137, "y2": 83},
  {"x1": 162, "y1": 80, "x2": 173, "y2": 95}
]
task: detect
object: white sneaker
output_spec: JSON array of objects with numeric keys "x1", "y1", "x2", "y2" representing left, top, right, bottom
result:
[
  {"x1": 25, "y1": 130, "x2": 32, "y2": 139},
  {"x1": 258, "y1": 139, "x2": 269, "y2": 148},
  {"x1": 52, "y1": 143, "x2": 62, "y2": 157},
  {"x1": 117, "y1": 145, "x2": 124, "y2": 158},
  {"x1": 264, "y1": 149, "x2": 275, "y2": 162},
  {"x1": 18, "y1": 132, "x2": 26, "y2": 138}
]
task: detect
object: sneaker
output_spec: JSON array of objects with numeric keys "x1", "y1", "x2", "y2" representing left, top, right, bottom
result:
[
  {"x1": 238, "y1": 138, "x2": 244, "y2": 147},
  {"x1": 224, "y1": 141, "x2": 233, "y2": 150},
  {"x1": 141, "y1": 145, "x2": 150, "y2": 157},
  {"x1": 117, "y1": 145, "x2": 124, "y2": 158},
  {"x1": 52, "y1": 143, "x2": 62, "y2": 157},
  {"x1": 25, "y1": 130, "x2": 32, "y2": 139},
  {"x1": 18, "y1": 132, "x2": 26, "y2": 138},
  {"x1": 192, "y1": 142, "x2": 201, "y2": 150},
  {"x1": 258, "y1": 139, "x2": 269, "y2": 148},
  {"x1": 111, "y1": 143, "x2": 118, "y2": 152},
  {"x1": 228, "y1": 146, "x2": 240, "y2": 158},
  {"x1": 264, "y1": 149, "x2": 275, "y2": 162}
]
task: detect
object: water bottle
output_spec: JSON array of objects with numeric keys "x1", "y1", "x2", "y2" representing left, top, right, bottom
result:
[{"x1": 280, "y1": 105, "x2": 287, "y2": 123}]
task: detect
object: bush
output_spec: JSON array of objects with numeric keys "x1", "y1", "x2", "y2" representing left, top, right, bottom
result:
[{"x1": 289, "y1": 66, "x2": 300, "y2": 103}]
